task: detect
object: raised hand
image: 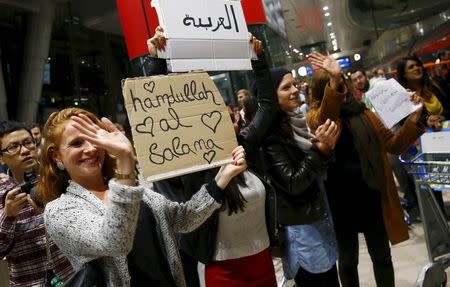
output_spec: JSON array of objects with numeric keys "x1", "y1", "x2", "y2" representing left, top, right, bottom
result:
[
  {"x1": 70, "y1": 114, "x2": 134, "y2": 162},
  {"x1": 215, "y1": 146, "x2": 247, "y2": 190},
  {"x1": 147, "y1": 26, "x2": 167, "y2": 57},
  {"x1": 308, "y1": 52, "x2": 341, "y2": 79}
]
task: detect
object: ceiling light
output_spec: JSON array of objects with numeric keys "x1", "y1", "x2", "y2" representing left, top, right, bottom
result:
[
  {"x1": 354, "y1": 53, "x2": 361, "y2": 61},
  {"x1": 291, "y1": 69, "x2": 297, "y2": 78},
  {"x1": 293, "y1": 49, "x2": 299, "y2": 53},
  {"x1": 325, "y1": 12, "x2": 330, "y2": 17},
  {"x1": 323, "y1": 6, "x2": 329, "y2": 11},
  {"x1": 327, "y1": 22, "x2": 332, "y2": 27},
  {"x1": 298, "y1": 66, "x2": 307, "y2": 77}
]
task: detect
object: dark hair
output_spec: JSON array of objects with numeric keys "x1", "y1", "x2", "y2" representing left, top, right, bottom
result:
[
  {"x1": 396, "y1": 55, "x2": 428, "y2": 88},
  {"x1": 222, "y1": 174, "x2": 247, "y2": 215},
  {"x1": 269, "y1": 68, "x2": 295, "y2": 139},
  {"x1": 0, "y1": 121, "x2": 32, "y2": 152},
  {"x1": 349, "y1": 68, "x2": 366, "y2": 77},
  {"x1": 243, "y1": 96, "x2": 258, "y2": 124},
  {"x1": 28, "y1": 123, "x2": 41, "y2": 130}
]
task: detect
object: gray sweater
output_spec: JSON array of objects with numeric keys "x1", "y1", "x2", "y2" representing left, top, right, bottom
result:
[{"x1": 44, "y1": 180, "x2": 220, "y2": 287}]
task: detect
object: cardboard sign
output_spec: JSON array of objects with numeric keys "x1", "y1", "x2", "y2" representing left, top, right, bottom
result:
[
  {"x1": 122, "y1": 73, "x2": 238, "y2": 182},
  {"x1": 151, "y1": 0, "x2": 253, "y2": 72},
  {"x1": 365, "y1": 78, "x2": 421, "y2": 129}
]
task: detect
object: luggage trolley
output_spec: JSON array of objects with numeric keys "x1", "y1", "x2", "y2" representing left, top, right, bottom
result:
[{"x1": 399, "y1": 150, "x2": 450, "y2": 287}]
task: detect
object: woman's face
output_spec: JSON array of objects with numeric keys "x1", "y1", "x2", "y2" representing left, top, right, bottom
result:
[
  {"x1": 404, "y1": 60, "x2": 423, "y2": 83},
  {"x1": 53, "y1": 120, "x2": 105, "y2": 182},
  {"x1": 277, "y1": 73, "x2": 300, "y2": 112}
]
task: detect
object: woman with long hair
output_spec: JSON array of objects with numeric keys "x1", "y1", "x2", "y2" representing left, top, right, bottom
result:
[
  {"x1": 147, "y1": 26, "x2": 280, "y2": 287},
  {"x1": 37, "y1": 107, "x2": 246, "y2": 287},
  {"x1": 397, "y1": 54, "x2": 450, "y2": 120},
  {"x1": 261, "y1": 67, "x2": 341, "y2": 287},
  {"x1": 307, "y1": 52, "x2": 433, "y2": 287}
]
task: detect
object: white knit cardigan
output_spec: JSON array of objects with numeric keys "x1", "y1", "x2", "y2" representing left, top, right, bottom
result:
[{"x1": 44, "y1": 180, "x2": 220, "y2": 287}]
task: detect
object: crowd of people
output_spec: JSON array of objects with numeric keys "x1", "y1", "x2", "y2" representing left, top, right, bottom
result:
[{"x1": 0, "y1": 25, "x2": 448, "y2": 287}]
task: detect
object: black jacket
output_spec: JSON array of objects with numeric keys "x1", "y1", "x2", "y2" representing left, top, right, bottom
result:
[
  {"x1": 153, "y1": 53, "x2": 279, "y2": 264},
  {"x1": 263, "y1": 133, "x2": 331, "y2": 225}
]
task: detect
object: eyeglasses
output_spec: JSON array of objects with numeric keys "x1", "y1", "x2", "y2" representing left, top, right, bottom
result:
[{"x1": 0, "y1": 137, "x2": 36, "y2": 155}]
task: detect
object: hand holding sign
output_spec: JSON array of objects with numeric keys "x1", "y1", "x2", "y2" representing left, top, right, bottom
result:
[
  {"x1": 123, "y1": 72, "x2": 238, "y2": 182},
  {"x1": 215, "y1": 145, "x2": 247, "y2": 189},
  {"x1": 148, "y1": 26, "x2": 264, "y2": 57},
  {"x1": 365, "y1": 79, "x2": 423, "y2": 129},
  {"x1": 147, "y1": 26, "x2": 166, "y2": 57},
  {"x1": 151, "y1": 0, "x2": 254, "y2": 72}
]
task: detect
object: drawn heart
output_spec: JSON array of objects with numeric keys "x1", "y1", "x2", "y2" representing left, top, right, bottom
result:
[
  {"x1": 143, "y1": 81, "x2": 155, "y2": 93},
  {"x1": 135, "y1": 116, "x2": 154, "y2": 137},
  {"x1": 201, "y1": 111, "x2": 222, "y2": 133},
  {"x1": 203, "y1": 150, "x2": 216, "y2": 164}
]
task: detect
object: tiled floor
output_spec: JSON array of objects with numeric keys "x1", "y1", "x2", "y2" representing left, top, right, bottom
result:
[
  {"x1": 273, "y1": 191, "x2": 450, "y2": 287},
  {"x1": 274, "y1": 221, "x2": 449, "y2": 287}
]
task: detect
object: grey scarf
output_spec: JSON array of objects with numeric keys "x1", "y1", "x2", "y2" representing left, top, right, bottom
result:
[{"x1": 286, "y1": 107, "x2": 314, "y2": 151}]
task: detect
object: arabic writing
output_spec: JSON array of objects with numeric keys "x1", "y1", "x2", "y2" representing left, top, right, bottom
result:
[{"x1": 182, "y1": 4, "x2": 239, "y2": 32}]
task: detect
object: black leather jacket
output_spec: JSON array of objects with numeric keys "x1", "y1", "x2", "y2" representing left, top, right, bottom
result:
[{"x1": 263, "y1": 133, "x2": 331, "y2": 225}]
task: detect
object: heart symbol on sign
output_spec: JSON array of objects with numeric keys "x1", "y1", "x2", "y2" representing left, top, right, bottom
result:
[
  {"x1": 135, "y1": 116, "x2": 154, "y2": 137},
  {"x1": 201, "y1": 111, "x2": 222, "y2": 133},
  {"x1": 143, "y1": 81, "x2": 155, "y2": 93},
  {"x1": 203, "y1": 150, "x2": 216, "y2": 164}
]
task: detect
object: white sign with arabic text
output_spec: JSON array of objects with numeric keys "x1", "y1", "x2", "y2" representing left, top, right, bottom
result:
[{"x1": 151, "y1": 0, "x2": 253, "y2": 72}]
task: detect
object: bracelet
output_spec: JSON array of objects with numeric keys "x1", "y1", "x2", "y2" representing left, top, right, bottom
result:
[{"x1": 114, "y1": 170, "x2": 136, "y2": 180}]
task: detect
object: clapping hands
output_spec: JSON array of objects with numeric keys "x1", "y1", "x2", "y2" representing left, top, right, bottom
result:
[{"x1": 314, "y1": 119, "x2": 340, "y2": 154}]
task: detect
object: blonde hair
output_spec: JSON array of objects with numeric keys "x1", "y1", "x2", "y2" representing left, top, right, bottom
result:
[{"x1": 37, "y1": 108, "x2": 116, "y2": 204}]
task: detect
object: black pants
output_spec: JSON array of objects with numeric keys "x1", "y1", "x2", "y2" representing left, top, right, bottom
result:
[
  {"x1": 294, "y1": 264, "x2": 339, "y2": 287},
  {"x1": 180, "y1": 250, "x2": 200, "y2": 287},
  {"x1": 335, "y1": 226, "x2": 394, "y2": 287}
]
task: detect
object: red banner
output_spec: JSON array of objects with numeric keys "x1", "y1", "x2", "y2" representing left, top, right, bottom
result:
[
  {"x1": 242, "y1": 0, "x2": 266, "y2": 24},
  {"x1": 116, "y1": 0, "x2": 267, "y2": 60}
]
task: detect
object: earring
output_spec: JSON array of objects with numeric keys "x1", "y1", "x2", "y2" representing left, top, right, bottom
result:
[{"x1": 56, "y1": 161, "x2": 65, "y2": 171}]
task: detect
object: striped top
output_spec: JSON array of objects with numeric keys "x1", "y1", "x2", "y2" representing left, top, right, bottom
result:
[{"x1": 0, "y1": 175, "x2": 73, "y2": 286}]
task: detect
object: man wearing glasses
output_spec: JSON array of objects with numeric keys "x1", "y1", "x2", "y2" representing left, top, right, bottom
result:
[{"x1": 0, "y1": 121, "x2": 73, "y2": 286}]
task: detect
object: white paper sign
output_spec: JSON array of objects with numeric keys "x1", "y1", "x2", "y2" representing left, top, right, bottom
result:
[
  {"x1": 365, "y1": 78, "x2": 421, "y2": 129},
  {"x1": 420, "y1": 130, "x2": 450, "y2": 154},
  {"x1": 151, "y1": 0, "x2": 253, "y2": 72}
]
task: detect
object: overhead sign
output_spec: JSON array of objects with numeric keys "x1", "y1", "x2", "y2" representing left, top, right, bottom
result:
[
  {"x1": 365, "y1": 78, "x2": 421, "y2": 129},
  {"x1": 151, "y1": 0, "x2": 254, "y2": 72},
  {"x1": 122, "y1": 72, "x2": 238, "y2": 182}
]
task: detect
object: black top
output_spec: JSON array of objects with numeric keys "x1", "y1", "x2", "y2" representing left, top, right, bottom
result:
[
  {"x1": 324, "y1": 123, "x2": 384, "y2": 232},
  {"x1": 263, "y1": 133, "x2": 331, "y2": 225}
]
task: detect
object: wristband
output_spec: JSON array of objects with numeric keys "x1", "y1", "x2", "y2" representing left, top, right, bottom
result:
[{"x1": 114, "y1": 170, "x2": 136, "y2": 180}]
